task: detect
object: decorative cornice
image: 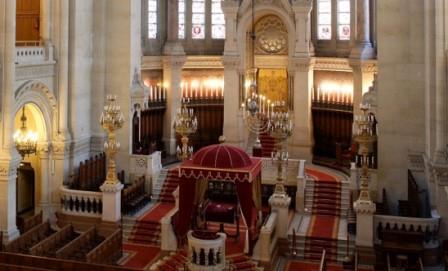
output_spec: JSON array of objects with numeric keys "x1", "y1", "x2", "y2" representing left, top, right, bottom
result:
[
  {"x1": 183, "y1": 56, "x2": 223, "y2": 69},
  {"x1": 314, "y1": 57, "x2": 352, "y2": 72},
  {"x1": 141, "y1": 56, "x2": 163, "y2": 70},
  {"x1": 15, "y1": 63, "x2": 55, "y2": 81}
]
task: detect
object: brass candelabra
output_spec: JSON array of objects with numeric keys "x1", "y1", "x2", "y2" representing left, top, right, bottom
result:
[
  {"x1": 353, "y1": 103, "x2": 376, "y2": 201},
  {"x1": 241, "y1": 89, "x2": 272, "y2": 148},
  {"x1": 174, "y1": 98, "x2": 198, "y2": 161},
  {"x1": 100, "y1": 95, "x2": 125, "y2": 186},
  {"x1": 268, "y1": 102, "x2": 293, "y2": 195}
]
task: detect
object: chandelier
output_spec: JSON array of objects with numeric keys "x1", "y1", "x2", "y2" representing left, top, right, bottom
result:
[
  {"x1": 353, "y1": 103, "x2": 377, "y2": 202},
  {"x1": 100, "y1": 95, "x2": 125, "y2": 186},
  {"x1": 268, "y1": 102, "x2": 293, "y2": 195},
  {"x1": 13, "y1": 106, "x2": 38, "y2": 159},
  {"x1": 174, "y1": 98, "x2": 198, "y2": 161}
]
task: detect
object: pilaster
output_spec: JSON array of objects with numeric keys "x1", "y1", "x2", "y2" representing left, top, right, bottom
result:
[
  {"x1": 162, "y1": 55, "x2": 186, "y2": 155},
  {"x1": 100, "y1": 182, "x2": 124, "y2": 222},
  {"x1": 353, "y1": 199, "x2": 376, "y2": 264},
  {"x1": 222, "y1": 55, "x2": 244, "y2": 147},
  {"x1": 221, "y1": 0, "x2": 239, "y2": 54},
  {"x1": 349, "y1": 59, "x2": 376, "y2": 116},
  {"x1": 289, "y1": 57, "x2": 314, "y2": 160},
  {"x1": 292, "y1": 0, "x2": 314, "y2": 57},
  {"x1": 349, "y1": 0, "x2": 375, "y2": 59}
]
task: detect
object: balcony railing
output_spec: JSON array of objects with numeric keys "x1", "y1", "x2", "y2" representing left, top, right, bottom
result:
[
  {"x1": 15, "y1": 41, "x2": 54, "y2": 65},
  {"x1": 60, "y1": 186, "x2": 102, "y2": 217}
]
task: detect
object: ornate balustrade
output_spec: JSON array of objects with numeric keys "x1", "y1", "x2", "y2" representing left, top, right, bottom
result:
[
  {"x1": 373, "y1": 211, "x2": 440, "y2": 244},
  {"x1": 187, "y1": 230, "x2": 226, "y2": 271},
  {"x1": 15, "y1": 43, "x2": 54, "y2": 65},
  {"x1": 60, "y1": 186, "x2": 102, "y2": 217},
  {"x1": 253, "y1": 212, "x2": 278, "y2": 262}
]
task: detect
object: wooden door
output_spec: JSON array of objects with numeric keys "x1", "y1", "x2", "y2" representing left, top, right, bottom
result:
[{"x1": 16, "y1": 0, "x2": 40, "y2": 42}]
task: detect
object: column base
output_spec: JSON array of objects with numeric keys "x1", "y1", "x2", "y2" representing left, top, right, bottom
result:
[
  {"x1": 350, "y1": 44, "x2": 375, "y2": 60},
  {"x1": 2, "y1": 227, "x2": 20, "y2": 243}
]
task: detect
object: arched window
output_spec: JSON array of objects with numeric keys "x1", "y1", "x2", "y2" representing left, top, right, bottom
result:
[
  {"x1": 147, "y1": 0, "x2": 158, "y2": 39},
  {"x1": 178, "y1": 0, "x2": 226, "y2": 40},
  {"x1": 211, "y1": 0, "x2": 225, "y2": 39},
  {"x1": 179, "y1": 0, "x2": 186, "y2": 39},
  {"x1": 192, "y1": 0, "x2": 205, "y2": 39},
  {"x1": 316, "y1": 0, "x2": 351, "y2": 41},
  {"x1": 337, "y1": 0, "x2": 350, "y2": 40}
]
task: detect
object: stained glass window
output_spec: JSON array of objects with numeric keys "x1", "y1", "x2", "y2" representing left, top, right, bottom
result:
[
  {"x1": 148, "y1": 0, "x2": 157, "y2": 39},
  {"x1": 211, "y1": 0, "x2": 225, "y2": 39},
  {"x1": 338, "y1": 0, "x2": 350, "y2": 40},
  {"x1": 178, "y1": 0, "x2": 185, "y2": 39},
  {"x1": 317, "y1": 0, "x2": 331, "y2": 40},
  {"x1": 192, "y1": 0, "x2": 205, "y2": 39}
]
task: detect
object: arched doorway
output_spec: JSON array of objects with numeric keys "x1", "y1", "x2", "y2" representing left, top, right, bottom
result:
[{"x1": 13, "y1": 103, "x2": 48, "y2": 224}]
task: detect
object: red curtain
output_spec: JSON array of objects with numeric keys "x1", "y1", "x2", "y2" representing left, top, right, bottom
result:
[
  {"x1": 173, "y1": 177, "x2": 196, "y2": 245},
  {"x1": 235, "y1": 181, "x2": 258, "y2": 253}
]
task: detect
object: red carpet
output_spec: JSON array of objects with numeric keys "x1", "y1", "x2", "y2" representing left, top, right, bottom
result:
[
  {"x1": 121, "y1": 243, "x2": 161, "y2": 269},
  {"x1": 286, "y1": 260, "x2": 372, "y2": 271},
  {"x1": 128, "y1": 203, "x2": 174, "y2": 245},
  {"x1": 305, "y1": 168, "x2": 338, "y2": 182},
  {"x1": 307, "y1": 215, "x2": 339, "y2": 239},
  {"x1": 259, "y1": 131, "x2": 277, "y2": 157},
  {"x1": 158, "y1": 168, "x2": 179, "y2": 203}
]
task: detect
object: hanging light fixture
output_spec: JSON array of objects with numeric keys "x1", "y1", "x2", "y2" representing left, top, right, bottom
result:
[{"x1": 13, "y1": 106, "x2": 38, "y2": 159}]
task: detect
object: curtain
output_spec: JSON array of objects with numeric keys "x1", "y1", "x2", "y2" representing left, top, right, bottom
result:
[
  {"x1": 236, "y1": 181, "x2": 257, "y2": 254},
  {"x1": 174, "y1": 177, "x2": 196, "y2": 245},
  {"x1": 194, "y1": 178, "x2": 208, "y2": 205},
  {"x1": 252, "y1": 176, "x2": 262, "y2": 211}
]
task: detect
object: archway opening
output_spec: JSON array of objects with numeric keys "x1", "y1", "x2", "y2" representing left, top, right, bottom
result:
[{"x1": 13, "y1": 103, "x2": 47, "y2": 225}]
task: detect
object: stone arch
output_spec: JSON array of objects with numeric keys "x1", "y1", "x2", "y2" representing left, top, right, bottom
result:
[
  {"x1": 236, "y1": 3, "x2": 297, "y2": 68},
  {"x1": 14, "y1": 80, "x2": 57, "y2": 142}
]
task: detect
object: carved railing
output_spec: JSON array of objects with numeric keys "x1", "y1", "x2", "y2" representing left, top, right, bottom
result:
[
  {"x1": 254, "y1": 212, "x2": 278, "y2": 262},
  {"x1": 60, "y1": 186, "x2": 102, "y2": 217},
  {"x1": 374, "y1": 212, "x2": 440, "y2": 244},
  {"x1": 86, "y1": 229, "x2": 122, "y2": 264},
  {"x1": 15, "y1": 42, "x2": 54, "y2": 65},
  {"x1": 29, "y1": 224, "x2": 75, "y2": 257}
]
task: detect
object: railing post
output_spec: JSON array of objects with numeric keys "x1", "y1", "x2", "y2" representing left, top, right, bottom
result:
[{"x1": 296, "y1": 159, "x2": 306, "y2": 212}]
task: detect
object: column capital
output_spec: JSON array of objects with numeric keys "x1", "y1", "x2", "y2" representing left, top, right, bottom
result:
[
  {"x1": 348, "y1": 59, "x2": 377, "y2": 73},
  {"x1": 269, "y1": 193, "x2": 291, "y2": 208},
  {"x1": 36, "y1": 142, "x2": 51, "y2": 158},
  {"x1": 162, "y1": 55, "x2": 186, "y2": 70},
  {"x1": 221, "y1": 0, "x2": 239, "y2": 15},
  {"x1": 52, "y1": 140, "x2": 71, "y2": 158},
  {"x1": 289, "y1": 57, "x2": 315, "y2": 73},
  {"x1": 222, "y1": 55, "x2": 240, "y2": 69},
  {"x1": 354, "y1": 199, "x2": 376, "y2": 214},
  {"x1": 292, "y1": 0, "x2": 313, "y2": 13}
]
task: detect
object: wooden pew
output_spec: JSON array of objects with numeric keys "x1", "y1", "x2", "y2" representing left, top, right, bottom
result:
[
  {"x1": 121, "y1": 176, "x2": 150, "y2": 214},
  {"x1": 5, "y1": 221, "x2": 55, "y2": 254},
  {"x1": 0, "y1": 252, "x2": 140, "y2": 271},
  {"x1": 29, "y1": 224, "x2": 78, "y2": 257},
  {"x1": 17, "y1": 211, "x2": 43, "y2": 234},
  {"x1": 86, "y1": 229, "x2": 122, "y2": 265},
  {"x1": 55, "y1": 226, "x2": 104, "y2": 261}
]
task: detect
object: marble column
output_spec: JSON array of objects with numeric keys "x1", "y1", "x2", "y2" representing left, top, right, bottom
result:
[
  {"x1": 289, "y1": 58, "x2": 314, "y2": 160},
  {"x1": 0, "y1": 0, "x2": 20, "y2": 242},
  {"x1": 222, "y1": 56, "x2": 244, "y2": 147},
  {"x1": 162, "y1": 56, "x2": 186, "y2": 155},
  {"x1": 292, "y1": 0, "x2": 314, "y2": 57},
  {"x1": 40, "y1": 0, "x2": 52, "y2": 43},
  {"x1": 350, "y1": 0, "x2": 375, "y2": 59},
  {"x1": 163, "y1": 0, "x2": 184, "y2": 55},
  {"x1": 35, "y1": 143, "x2": 53, "y2": 222},
  {"x1": 221, "y1": 0, "x2": 239, "y2": 53}
]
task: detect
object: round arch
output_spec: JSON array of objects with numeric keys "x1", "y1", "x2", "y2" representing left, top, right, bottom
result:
[{"x1": 236, "y1": 4, "x2": 296, "y2": 69}]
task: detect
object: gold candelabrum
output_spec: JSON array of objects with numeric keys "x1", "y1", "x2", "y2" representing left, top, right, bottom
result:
[
  {"x1": 353, "y1": 103, "x2": 377, "y2": 202},
  {"x1": 174, "y1": 98, "x2": 198, "y2": 161},
  {"x1": 241, "y1": 88, "x2": 273, "y2": 148},
  {"x1": 100, "y1": 95, "x2": 125, "y2": 186},
  {"x1": 268, "y1": 103, "x2": 293, "y2": 195}
]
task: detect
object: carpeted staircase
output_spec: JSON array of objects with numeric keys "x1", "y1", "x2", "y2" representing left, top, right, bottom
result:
[
  {"x1": 150, "y1": 250, "x2": 188, "y2": 271},
  {"x1": 152, "y1": 168, "x2": 179, "y2": 204},
  {"x1": 288, "y1": 178, "x2": 354, "y2": 262},
  {"x1": 228, "y1": 254, "x2": 258, "y2": 271},
  {"x1": 259, "y1": 132, "x2": 276, "y2": 157}
]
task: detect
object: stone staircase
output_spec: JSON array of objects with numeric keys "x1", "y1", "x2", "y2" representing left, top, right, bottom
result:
[
  {"x1": 152, "y1": 168, "x2": 179, "y2": 204},
  {"x1": 228, "y1": 254, "x2": 260, "y2": 271},
  {"x1": 304, "y1": 179, "x2": 350, "y2": 217},
  {"x1": 150, "y1": 250, "x2": 188, "y2": 270},
  {"x1": 122, "y1": 216, "x2": 161, "y2": 246}
]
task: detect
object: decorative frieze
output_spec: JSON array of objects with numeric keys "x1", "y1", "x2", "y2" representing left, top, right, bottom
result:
[{"x1": 15, "y1": 64, "x2": 55, "y2": 81}]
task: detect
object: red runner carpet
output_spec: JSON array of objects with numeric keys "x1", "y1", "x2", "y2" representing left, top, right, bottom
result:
[
  {"x1": 307, "y1": 215, "x2": 340, "y2": 239},
  {"x1": 286, "y1": 260, "x2": 371, "y2": 271},
  {"x1": 139, "y1": 202, "x2": 174, "y2": 222},
  {"x1": 121, "y1": 243, "x2": 161, "y2": 269},
  {"x1": 305, "y1": 168, "x2": 337, "y2": 182}
]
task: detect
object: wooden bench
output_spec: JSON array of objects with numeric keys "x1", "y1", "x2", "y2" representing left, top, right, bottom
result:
[
  {"x1": 17, "y1": 211, "x2": 43, "y2": 235},
  {"x1": 5, "y1": 221, "x2": 55, "y2": 254},
  {"x1": 121, "y1": 176, "x2": 150, "y2": 215},
  {"x1": 86, "y1": 229, "x2": 122, "y2": 264},
  {"x1": 29, "y1": 224, "x2": 78, "y2": 257},
  {"x1": 55, "y1": 226, "x2": 104, "y2": 262}
]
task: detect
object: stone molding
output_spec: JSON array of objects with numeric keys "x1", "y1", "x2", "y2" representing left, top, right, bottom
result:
[
  {"x1": 100, "y1": 182, "x2": 124, "y2": 193},
  {"x1": 348, "y1": 58, "x2": 378, "y2": 73},
  {"x1": 14, "y1": 80, "x2": 57, "y2": 110},
  {"x1": 15, "y1": 63, "x2": 55, "y2": 81},
  {"x1": 162, "y1": 55, "x2": 187, "y2": 70},
  {"x1": 141, "y1": 56, "x2": 163, "y2": 70},
  {"x1": 183, "y1": 56, "x2": 223, "y2": 69},
  {"x1": 222, "y1": 55, "x2": 240, "y2": 69},
  {"x1": 354, "y1": 199, "x2": 376, "y2": 214},
  {"x1": 314, "y1": 57, "x2": 352, "y2": 72}
]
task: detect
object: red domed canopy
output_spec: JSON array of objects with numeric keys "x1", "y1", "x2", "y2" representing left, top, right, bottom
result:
[{"x1": 192, "y1": 144, "x2": 252, "y2": 169}]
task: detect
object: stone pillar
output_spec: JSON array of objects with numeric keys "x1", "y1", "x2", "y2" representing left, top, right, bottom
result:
[
  {"x1": 40, "y1": 0, "x2": 51, "y2": 43},
  {"x1": 350, "y1": 60, "x2": 376, "y2": 116},
  {"x1": 292, "y1": 0, "x2": 314, "y2": 57},
  {"x1": 269, "y1": 194, "x2": 291, "y2": 238},
  {"x1": 353, "y1": 199, "x2": 376, "y2": 264},
  {"x1": 295, "y1": 159, "x2": 306, "y2": 212},
  {"x1": 0, "y1": 0, "x2": 21, "y2": 242},
  {"x1": 221, "y1": 0, "x2": 239, "y2": 53},
  {"x1": 162, "y1": 56, "x2": 186, "y2": 155},
  {"x1": 36, "y1": 143, "x2": 53, "y2": 221},
  {"x1": 100, "y1": 182, "x2": 124, "y2": 222},
  {"x1": 52, "y1": 141, "x2": 70, "y2": 214},
  {"x1": 289, "y1": 58, "x2": 314, "y2": 160},
  {"x1": 222, "y1": 56, "x2": 244, "y2": 146},
  {"x1": 350, "y1": 0, "x2": 374, "y2": 59}
]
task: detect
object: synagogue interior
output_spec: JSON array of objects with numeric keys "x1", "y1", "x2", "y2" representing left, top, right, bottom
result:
[{"x1": 0, "y1": 0, "x2": 447, "y2": 270}]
